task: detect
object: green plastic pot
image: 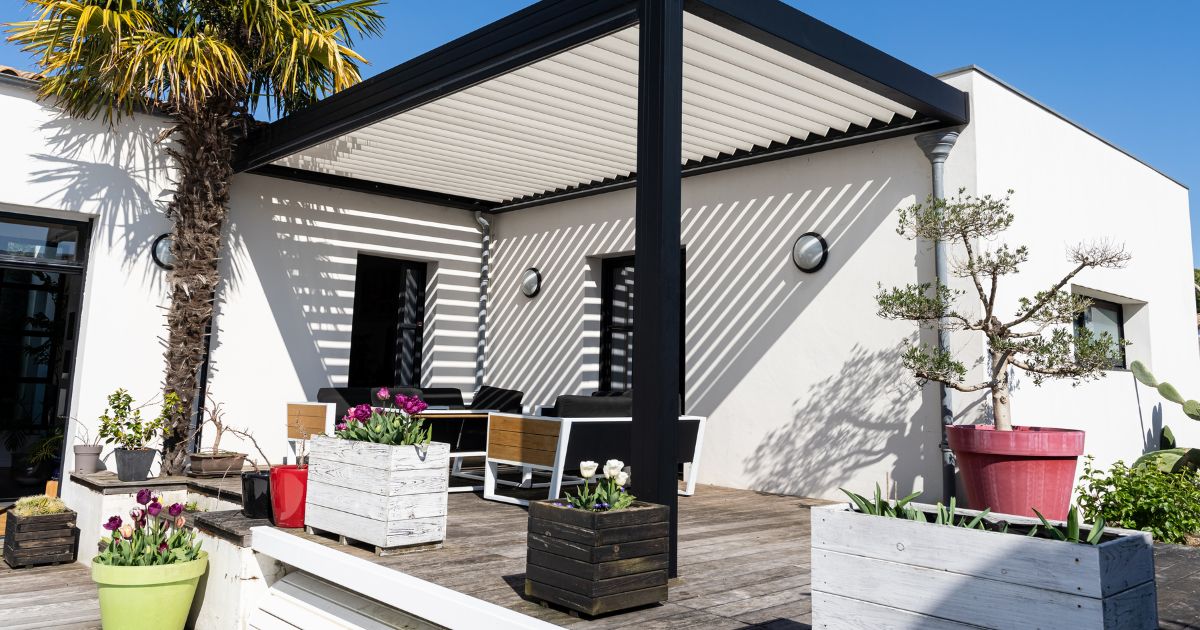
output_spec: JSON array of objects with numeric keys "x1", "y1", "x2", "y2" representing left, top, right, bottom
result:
[{"x1": 91, "y1": 553, "x2": 208, "y2": 630}]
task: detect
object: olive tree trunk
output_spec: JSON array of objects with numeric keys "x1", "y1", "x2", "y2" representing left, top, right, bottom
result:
[{"x1": 159, "y1": 101, "x2": 235, "y2": 476}]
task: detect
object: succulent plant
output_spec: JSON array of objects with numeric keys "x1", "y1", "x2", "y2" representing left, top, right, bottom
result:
[
  {"x1": 1130, "y1": 361, "x2": 1200, "y2": 421},
  {"x1": 13, "y1": 494, "x2": 68, "y2": 517}
]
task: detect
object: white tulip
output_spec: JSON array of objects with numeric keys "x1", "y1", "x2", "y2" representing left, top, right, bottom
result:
[
  {"x1": 603, "y1": 459, "x2": 624, "y2": 479},
  {"x1": 579, "y1": 461, "x2": 599, "y2": 479},
  {"x1": 616, "y1": 471, "x2": 629, "y2": 486}
]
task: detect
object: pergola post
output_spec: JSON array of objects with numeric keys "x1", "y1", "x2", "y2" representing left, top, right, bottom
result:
[{"x1": 631, "y1": 0, "x2": 683, "y2": 578}]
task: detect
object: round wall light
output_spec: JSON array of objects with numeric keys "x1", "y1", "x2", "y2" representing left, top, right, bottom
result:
[
  {"x1": 791, "y1": 232, "x2": 828, "y2": 273},
  {"x1": 520, "y1": 267, "x2": 542, "y2": 298},
  {"x1": 151, "y1": 233, "x2": 175, "y2": 270}
]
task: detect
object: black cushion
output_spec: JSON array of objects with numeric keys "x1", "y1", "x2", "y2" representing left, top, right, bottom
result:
[
  {"x1": 315, "y1": 386, "x2": 463, "y2": 418},
  {"x1": 419, "y1": 387, "x2": 465, "y2": 409},
  {"x1": 554, "y1": 395, "x2": 633, "y2": 418},
  {"x1": 470, "y1": 385, "x2": 524, "y2": 413}
]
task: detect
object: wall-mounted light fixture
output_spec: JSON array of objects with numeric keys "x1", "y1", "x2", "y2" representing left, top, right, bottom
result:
[
  {"x1": 791, "y1": 232, "x2": 828, "y2": 273},
  {"x1": 520, "y1": 267, "x2": 542, "y2": 298},
  {"x1": 151, "y1": 233, "x2": 174, "y2": 270}
]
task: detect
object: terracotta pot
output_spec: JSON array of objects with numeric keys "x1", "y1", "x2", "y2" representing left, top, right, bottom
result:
[
  {"x1": 947, "y1": 425, "x2": 1084, "y2": 520},
  {"x1": 269, "y1": 465, "x2": 308, "y2": 528},
  {"x1": 188, "y1": 451, "x2": 247, "y2": 477}
]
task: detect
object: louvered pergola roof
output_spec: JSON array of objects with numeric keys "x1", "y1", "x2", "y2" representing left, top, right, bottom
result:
[{"x1": 235, "y1": 0, "x2": 968, "y2": 212}]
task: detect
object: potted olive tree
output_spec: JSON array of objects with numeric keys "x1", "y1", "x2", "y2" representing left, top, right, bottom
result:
[
  {"x1": 91, "y1": 489, "x2": 206, "y2": 630},
  {"x1": 97, "y1": 390, "x2": 169, "y2": 482},
  {"x1": 525, "y1": 459, "x2": 668, "y2": 617},
  {"x1": 304, "y1": 390, "x2": 448, "y2": 551},
  {"x1": 877, "y1": 190, "x2": 1128, "y2": 518}
]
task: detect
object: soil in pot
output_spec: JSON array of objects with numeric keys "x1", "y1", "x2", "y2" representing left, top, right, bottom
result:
[
  {"x1": 92, "y1": 553, "x2": 208, "y2": 630},
  {"x1": 270, "y1": 465, "x2": 308, "y2": 528},
  {"x1": 241, "y1": 471, "x2": 273, "y2": 521},
  {"x1": 188, "y1": 451, "x2": 247, "y2": 477},
  {"x1": 948, "y1": 424, "x2": 1084, "y2": 519},
  {"x1": 113, "y1": 448, "x2": 156, "y2": 482},
  {"x1": 73, "y1": 445, "x2": 103, "y2": 475}
]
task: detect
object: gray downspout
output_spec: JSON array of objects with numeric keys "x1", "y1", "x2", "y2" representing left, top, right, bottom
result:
[
  {"x1": 474, "y1": 211, "x2": 491, "y2": 392},
  {"x1": 916, "y1": 129, "x2": 960, "y2": 505}
]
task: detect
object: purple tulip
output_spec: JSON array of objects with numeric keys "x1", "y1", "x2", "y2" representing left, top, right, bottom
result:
[
  {"x1": 376, "y1": 387, "x2": 391, "y2": 401},
  {"x1": 130, "y1": 507, "x2": 144, "y2": 521},
  {"x1": 103, "y1": 516, "x2": 122, "y2": 531},
  {"x1": 352, "y1": 404, "x2": 372, "y2": 421},
  {"x1": 335, "y1": 422, "x2": 347, "y2": 431},
  {"x1": 168, "y1": 503, "x2": 183, "y2": 517},
  {"x1": 158, "y1": 542, "x2": 169, "y2": 552},
  {"x1": 136, "y1": 488, "x2": 152, "y2": 505},
  {"x1": 147, "y1": 501, "x2": 162, "y2": 517}
]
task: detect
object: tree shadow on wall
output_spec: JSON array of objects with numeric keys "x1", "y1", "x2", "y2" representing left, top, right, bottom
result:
[{"x1": 743, "y1": 344, "x2": 939, "y2": 500}]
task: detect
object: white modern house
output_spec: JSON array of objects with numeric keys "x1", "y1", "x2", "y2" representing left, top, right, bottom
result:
[{"x1": 0, "y1": 0, "x2": 1194, "y2": 516}]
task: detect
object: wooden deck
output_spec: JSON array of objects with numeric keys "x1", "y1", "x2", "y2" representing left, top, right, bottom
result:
[
  {"x1": 287, "y1": 485, "x2": 822, "y2": 628},
  {"x1": 3, "y1": 484, "x2": 1199, "y2": 629}
]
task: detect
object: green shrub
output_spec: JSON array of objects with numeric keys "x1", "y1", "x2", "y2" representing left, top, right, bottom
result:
[
  {"x1": 13, "y1": 495, "x2": 68, "y2": 517},
  {"x1": 1077, "y1": 456, "x2": 1200, "y2": 544}
]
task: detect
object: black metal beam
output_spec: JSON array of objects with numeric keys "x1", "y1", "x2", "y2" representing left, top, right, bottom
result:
[
  {"x1": 493, "y1": 115, "x2": 951, "y2": 213},
  {"x1": 247, "y1": 165, "x2": 497, "y2": 212},
  {"x1": 631, "y1": 0, "x2": 683, "y2": 579},
  {"x1": 234, "y1": 0, "x2": 639, "y2": 173},
  {"x1": 685, "y1": 0, "x2": 970, "y2": 125}
]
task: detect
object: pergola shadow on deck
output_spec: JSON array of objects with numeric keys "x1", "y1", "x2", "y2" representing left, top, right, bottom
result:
[{"x1": 274, "y1": 486, "x2": 823, "y2": 629}]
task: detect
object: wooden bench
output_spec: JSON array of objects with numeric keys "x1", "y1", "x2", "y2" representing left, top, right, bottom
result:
[{"x1": 482, "y1": 414, "x2": 707, "y2": 506}]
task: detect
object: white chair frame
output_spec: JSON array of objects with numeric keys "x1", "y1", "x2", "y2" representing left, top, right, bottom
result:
[{"x1": 482, "y1": 414, "x2": 707, "y2": 507}]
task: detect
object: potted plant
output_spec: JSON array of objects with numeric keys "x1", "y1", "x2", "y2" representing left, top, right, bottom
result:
[
  {"x1": 304, "y1": 390, "x2": 449, "y2": 551},
  {"x1": 876, "y1": 190, "x2": 1129, "y2": 518},
  {"x1": 271, "y1": 426, "x2": 310, "y2": 528},
  {"x1": 71, "y1": 422, "x2": 104, "y2": 475},
  {"x1": 811, "y1": 487, "x2": 1157, "y2": 629},
  {"x1": 91, "y1": 489, "x2": 206, "y2": 630},
  {"x1": 97, "y1": 389, "x2": 168, "y2": 482},
  {"x1": 187, "y1": 399, "x2": 247, "y2": 477},
  {"x1": 3, "y1": 494, "x2": 78, "y2": 568},
  {"x1": 525, "y1": 459, "x2": 668, "y2": 617}
]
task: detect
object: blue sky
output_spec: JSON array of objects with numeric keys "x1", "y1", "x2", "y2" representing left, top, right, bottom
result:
[{"x1": 2, "y1": 1, "x2": 1197, "y2": 265}]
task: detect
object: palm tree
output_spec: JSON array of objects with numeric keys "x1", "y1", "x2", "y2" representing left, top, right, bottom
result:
[{"x1": 7, "y1": 0, "x2": 384, "y2": 474}]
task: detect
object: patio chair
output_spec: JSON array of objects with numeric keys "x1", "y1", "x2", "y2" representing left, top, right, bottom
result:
[{"x1": 482, "y1": 408, "x2": 706, "y2": 507}]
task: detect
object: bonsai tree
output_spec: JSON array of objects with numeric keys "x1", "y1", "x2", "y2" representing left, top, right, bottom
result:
[
  {"x1": 7, "y1": 0, "x2": 384, "y2": 475},
  {"x1": 876, "y1": 189, "x2": 1130, "y2": 429}
]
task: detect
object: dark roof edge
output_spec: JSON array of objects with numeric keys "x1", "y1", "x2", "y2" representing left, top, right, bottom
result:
[
  {"x1": 0, "y1": 73, "x2": 40, "y2": 90},
  {"x1": 939, "y1": 65, "x2": 1187, "y2": 190}
]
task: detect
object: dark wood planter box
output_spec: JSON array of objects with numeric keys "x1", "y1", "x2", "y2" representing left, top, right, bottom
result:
[
  {"x1": 525, "y1": 499, "x2": 669, "y2": 616},
  {"x1": 3, "y1": 510, "x2": 79, "y2": 569}
]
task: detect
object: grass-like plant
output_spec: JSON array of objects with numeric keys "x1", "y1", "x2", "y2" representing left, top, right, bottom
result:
[
  {"x1": 876, "y1": 190, "x2": 1129, "y2": 430},
  {"x1": 12, "y1": 494, "x2": 68, "y2": 517}
]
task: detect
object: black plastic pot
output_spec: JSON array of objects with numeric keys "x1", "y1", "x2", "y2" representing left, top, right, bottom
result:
[
  {"x1": 241, "y1": 471, "x2": 273, "y2": 521},
  {"x1": 113, "y1": 448, "x2": 155, "y2": 482}
]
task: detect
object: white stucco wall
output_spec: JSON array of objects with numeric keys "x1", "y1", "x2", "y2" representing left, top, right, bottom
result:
[
  {"x1": 208, "y1": 175, "x2": 481, "y2": 463},
  {"x1": 0, "y1": 79, "x2": 175, "y2": 473},
  {"x1": 941, "y1": 69, "x2": 1200, "y2": 473},
  {"x1": 486, "y1": 133, "x2": 945, "y2": 499}
]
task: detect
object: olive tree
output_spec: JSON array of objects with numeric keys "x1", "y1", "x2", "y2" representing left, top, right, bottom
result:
[{"x1": 876, "y1": 190, "x2": 1130, "y2": 430}]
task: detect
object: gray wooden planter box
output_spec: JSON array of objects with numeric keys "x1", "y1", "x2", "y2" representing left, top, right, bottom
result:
[
  {"x1": 305, "y1": 436, "x2": 450, "y2": 552},
  {"x1": 810, "y1": 503, "x2": 1157, "y2": 630}
]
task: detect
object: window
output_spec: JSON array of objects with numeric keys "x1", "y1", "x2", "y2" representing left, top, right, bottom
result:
[
  {"x1": 348, "y1": 254, "x2": 427, "y2": 387},
  {"x1": 1075, "y1": 298, "x2": 1126, "y2": 369}
]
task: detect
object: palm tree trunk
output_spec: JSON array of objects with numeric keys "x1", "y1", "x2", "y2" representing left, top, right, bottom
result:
[{"x1": 160, "y1": 100, "x2": 235, "y2": 476}]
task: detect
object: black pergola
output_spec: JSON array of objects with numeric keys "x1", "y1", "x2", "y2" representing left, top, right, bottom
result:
[{"x1": 234, "y1": 0, "x2": 969, "y2": 576}]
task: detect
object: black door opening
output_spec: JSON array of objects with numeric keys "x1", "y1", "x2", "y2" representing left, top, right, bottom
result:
[
  {"x1": 348, "y1": 254, "x2": 427, "y2": 388},
  {"x1": 599, "y1": 254, "x2": 686, "y2": 411},
  {"x1": 0, "y1": 212, "x2": 88, "y2": 500}
]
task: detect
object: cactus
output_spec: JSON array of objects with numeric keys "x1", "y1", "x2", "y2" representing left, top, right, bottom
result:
[{"x1": 1130, "y1": 360, "x2": 1200, "y2": 421}]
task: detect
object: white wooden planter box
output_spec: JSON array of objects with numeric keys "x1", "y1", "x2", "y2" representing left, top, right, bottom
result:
[
  {"x1": 305, "y1": 436, "x2": 450, "y2": 550},
  {"x1": 810, "y1": 503, "x2": 1157, "y2": 630}
]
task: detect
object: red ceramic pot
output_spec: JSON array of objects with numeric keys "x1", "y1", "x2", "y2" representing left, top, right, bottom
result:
[
  {"x1": 947, "y1": 425, "x2": 1085, "y2": 520},
  {"x1": 269, "y1": 464, "x2": 309, "y2": 528}
]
